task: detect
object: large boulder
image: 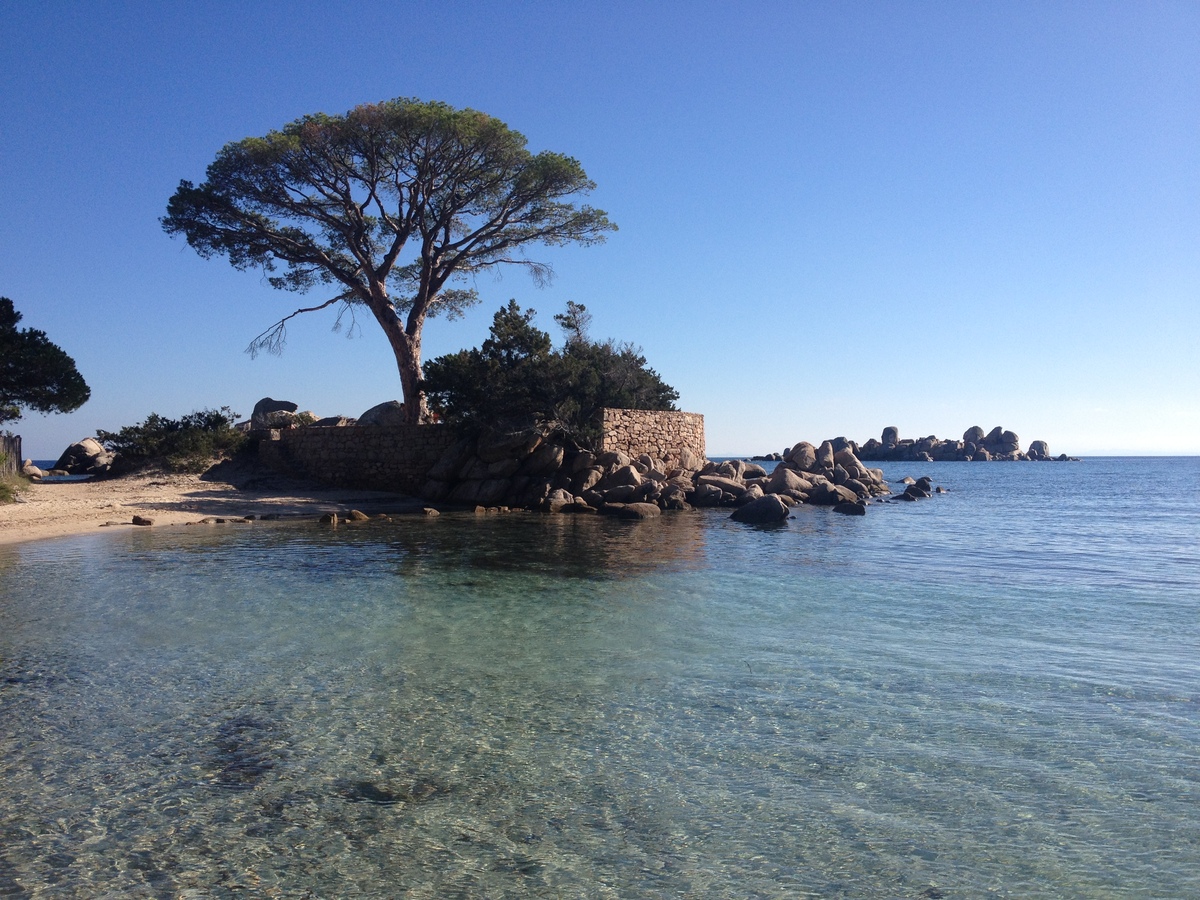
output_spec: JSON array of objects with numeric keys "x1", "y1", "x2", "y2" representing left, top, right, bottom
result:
[
  {"x1": 677, "y1": 447, "x2": 704, "y2": 471},
  {"x1": 519, "y1": 442, "x2": 564, "y2": 477},
  {"x1": 572, "y1": 466, "x2": 605, "y2": 495},
  {"x1": 600, "y1": 484, "x2": 639, "y2": 503},
  {"x1": 1028, "y1": 440, "x2": 1050, "y2": 460},
  {"x1": 53, "y1": 438, "x2": 114, "y2": 475},
  {"x1": 881, "y1": 426, "x2": 899, "y2": 447},
  {"x1": 427, "y1": 435, "x2": 477, "y2": 481},
  {"x1": 542, "y1": 488, "x2": 576, "y2": 513},
  {"x1": 806, "y1": 481, "x2": 859, "y2": 506},
  {"x1": 765, "y1": 466, "x2": 811, "y2": 498},
  {"x1": 833, "y1": 448, "x2": 865, "y2": 474},
  {"x1": 787, "y1": 441, "x2": 817, "y2": 471},
  {"x1": 357, "y1": 401, "x2": 407, "y2": 427},
  {"x1": 607, "y1": 464, "x2": 644, "y2": 487},
  {"x1": 660, "y1": 484, "x2": 691, "y2": 510},
  {"x1": 963, "y1": 425, "x2": 985, "y2": 445},
  {"x1": 595, "y1": 450, "x2": 632, "y2": 470},
  {"x1": 251, "y1": 397, "x2": 299, "y2": 429},
  {"x1": 730, "y1": 494, "x2": 789, "y2": 523},
  {"x1": 815, "y1": 441, "x2": 836, "y2": 470},
  {"x1": 476, "y1": 426, "x2": 544, "y2": 463},
  {"x1": 833, "y1": 501, "x2": 867, "y2": 516},
  {"x1": 618, "y1": 502, "x2": 662, "y2": 520},
  {"x1": 717, "y1": 459, "x2": 747, "y2": 480},
  {"x1": 736, "y1": 484, "x2": 765, "y2": 504},
  {"x1": 570, "y1": 451, "x2": 597, "y2": 474},
  {"x1": 696, "y1": 474, "x2": 745, "y2": 495}
]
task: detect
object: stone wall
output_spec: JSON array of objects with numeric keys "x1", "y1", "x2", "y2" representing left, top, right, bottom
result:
[
  {"x1": 0, "y1": 434, "x2": 20, "y2": 478},
  {"x1": 258, "y1": 424, "x2": 463, "y2": 493},
  {"x1": 257, "y1": 409, "x2": 707, "y2": 495},
  {"x1": 598, "y1": 409, "x2": 705, "y2": 467}
]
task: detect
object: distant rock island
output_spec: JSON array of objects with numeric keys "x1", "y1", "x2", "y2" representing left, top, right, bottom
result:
[{"x1": 756, "y1": 426, "x2": 1075, "y2": 463}]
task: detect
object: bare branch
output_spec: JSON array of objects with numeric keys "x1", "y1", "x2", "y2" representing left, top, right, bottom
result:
[
  {"x1": 245, "y1": 293, "x2": 350, "y2": 358},
  {"x1": 331, "y1": 300, "x2": 363, "y2": 339}
]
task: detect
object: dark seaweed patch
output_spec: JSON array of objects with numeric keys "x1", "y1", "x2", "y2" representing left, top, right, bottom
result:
[
  {"x1": 338, "y1": 780, "x2": 403, "y2": 804},
  {"x1": 207, "y1": 715, "x2": 278, "y2": 791},
  {"x1": 0, "y1": 851, "x2": 30, "y2": 900},
  {"x1": 336, "y1": 776, "x2": 451, "y2": 805},
  {"x1": 492, "y1": 854, "x2": 543, "y2": 877}
]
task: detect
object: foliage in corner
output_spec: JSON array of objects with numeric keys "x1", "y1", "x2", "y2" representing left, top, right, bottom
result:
[
  {"x1": 421, "y1": 301, "x2": 678, "y2": 447},
  {"x1": 96, "y1": 407, "x2": 246, "y2": 473},
  {"x1": 0, "y1": 297, "x2": 90, "y2": 423}
]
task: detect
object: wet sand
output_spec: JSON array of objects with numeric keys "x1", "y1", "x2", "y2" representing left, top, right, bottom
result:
[{"x1": 0, "y1": 468, "x2": 424, "y2": 547}]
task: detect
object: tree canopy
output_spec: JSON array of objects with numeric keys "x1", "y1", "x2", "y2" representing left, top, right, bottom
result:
[
  {"x1": 163, "y1": 98, "x2": 615, "y2": 423},
  {"x1": 0, "y1": 297, "x2": 90, "y2": 424},
  {"x1": 421, "y1": 301, "x2": 678, "y2": 446}
]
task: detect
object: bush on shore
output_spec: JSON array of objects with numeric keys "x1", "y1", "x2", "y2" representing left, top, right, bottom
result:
[
  {"x1": 0, "y1": 465, "x2": 26, "y2": 504},
  {"x1": 422, "y1": 301, "x2": 678, "y2": 447},
  {"x1": 96, "y1": 407, "x2": 247, "y2": 474}
]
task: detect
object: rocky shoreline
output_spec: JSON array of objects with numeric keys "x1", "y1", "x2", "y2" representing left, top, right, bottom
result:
[
  {"x1": 409, "y1": 425, "x2": 904, "y2": 523},
  {"x1": 24, "y1": 412, "x2": 1075, "y2": 531}
]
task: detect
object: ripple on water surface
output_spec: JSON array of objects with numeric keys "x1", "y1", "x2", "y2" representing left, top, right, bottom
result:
[{"x1": 1, "y1": 458, "x2": 1198, "y2": 896}]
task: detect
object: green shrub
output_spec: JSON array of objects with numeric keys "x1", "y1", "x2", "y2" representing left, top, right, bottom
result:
[
  {"x1": 422, "y1": 301, "x2": 678, "y2": 447},
  {"x1": 0, "y1": 452, "x2": 26, "y2": 503},
  {"x1": 0, "y1": 474, "x2": 23, "y2": 503},
  {"x1": 96, "y1": 407, "x2": 247, "y2": 473}
]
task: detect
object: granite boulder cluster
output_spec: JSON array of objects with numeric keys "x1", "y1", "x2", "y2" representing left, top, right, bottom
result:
[
  {"x1": 247, "y1": 396, "x2": 357, "y2": 430},
  {"x1": 856, "y1": 426, "x2": 1069, "y2": 462},
  {"x1": 698, "y1": 438, "x2": 893, "y2": 519},
  {"x1": 416, "y1": 427, "x2": 894, "y2": 522},
  {"x1": 418, "y1": 425, "x2": 706, "y2": 516}
]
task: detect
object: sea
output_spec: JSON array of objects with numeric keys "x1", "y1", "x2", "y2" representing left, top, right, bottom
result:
[{"x1": 1, "y1": 456, "x2": 1197, "y2": 898}]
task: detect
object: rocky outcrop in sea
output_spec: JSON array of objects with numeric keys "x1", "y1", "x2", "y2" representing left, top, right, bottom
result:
[
  {"x1": 416, "y1": 427, "x2": 898, "y2": 521},
  {"x1": 802, "y1": 426, "x2": 1075, "y2": 463}
]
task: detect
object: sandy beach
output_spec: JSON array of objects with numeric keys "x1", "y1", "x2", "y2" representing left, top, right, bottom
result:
[{"x1": 0, "y1": 467, "x2": 426, "y2": 547}]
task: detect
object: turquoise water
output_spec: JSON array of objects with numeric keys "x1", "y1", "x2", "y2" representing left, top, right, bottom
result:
[{"x1": 1, "y1": 458, "x2": 1198, "y2": 898}]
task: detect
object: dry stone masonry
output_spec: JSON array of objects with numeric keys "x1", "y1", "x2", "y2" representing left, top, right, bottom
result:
[
  {"x1": 597, "y1": 409, "x2": 705, "y2": 469},
  {"x1": 258, "y1": 423, "x2": 461, "y2": 494},
  {"x1": 252, "y1": 407, "x2": 920, "y2": 521}
]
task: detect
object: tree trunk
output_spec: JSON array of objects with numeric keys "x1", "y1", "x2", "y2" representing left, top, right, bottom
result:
[
  {"x1": 367, "y1": 290, "x2": 431, "y2": 425},
  {"x1": 396, "y1": 349, "x2": 429, "y2": 424}
]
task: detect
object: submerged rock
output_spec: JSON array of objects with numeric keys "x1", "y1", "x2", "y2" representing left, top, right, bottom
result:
[
  {"x1": 730, "y1": 494, "x2": 789, "y2": 523},
  {"x1": 833, "y1": 501, "x2": 867, "y2": 516}
]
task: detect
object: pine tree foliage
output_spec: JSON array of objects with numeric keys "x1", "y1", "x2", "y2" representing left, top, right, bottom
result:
[
  {"x1": 0, "y1": 297, "x2": 90, "y2": 423},
  {"x1": 422, "y1": 301, "x2": 678, "y2": 446},
  {"x1": 163, "y1": 98, "x2": 615, "y2": 423}
]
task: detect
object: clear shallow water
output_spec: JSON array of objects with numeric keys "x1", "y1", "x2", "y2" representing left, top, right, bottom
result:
[{"x1": 1, "y1": 458, "x2": 1198, "y2": 898}]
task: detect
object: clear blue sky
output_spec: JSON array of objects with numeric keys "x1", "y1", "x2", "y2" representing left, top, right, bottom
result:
[{"x1": 3, "y1": 1, "x2": 1197, "y2": 459}]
